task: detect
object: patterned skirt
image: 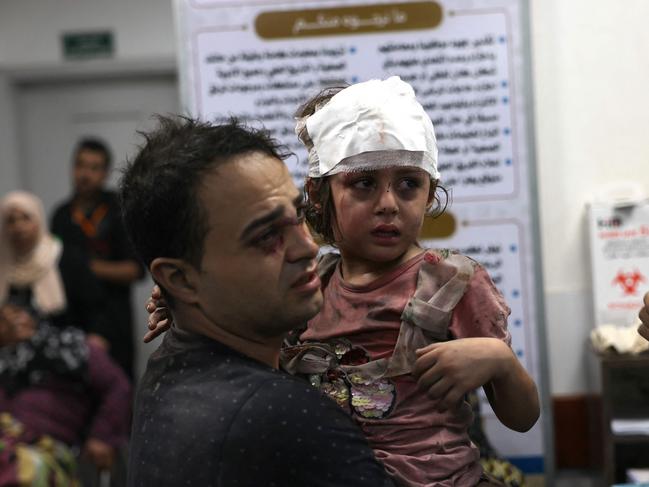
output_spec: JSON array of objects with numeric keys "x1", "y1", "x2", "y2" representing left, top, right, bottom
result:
[{"x1": 0, "y1": 413, "x2": 79, "y2": 487}]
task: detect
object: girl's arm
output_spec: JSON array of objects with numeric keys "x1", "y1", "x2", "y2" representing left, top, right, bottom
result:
[
  {"x1": 480, "y1": 340, "x2": 539, "y2": 432},
  {"x1": 413, "y1": 338, "x2": 539, "y2": 432},
  {"x1": 413, "y1": 260, "x2": 539, "y2": 431}
]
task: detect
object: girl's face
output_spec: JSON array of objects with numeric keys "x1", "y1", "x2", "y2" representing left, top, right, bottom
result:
[
  {"x1": 3, "y1": 207, "x2": 40, "y2": 257},
  {"x1": 328, "y1": 166, "x2": 433, "y2": 268}
]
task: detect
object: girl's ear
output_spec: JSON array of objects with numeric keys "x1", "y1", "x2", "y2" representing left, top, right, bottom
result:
[
  {"x1": 149, "y1": 258, "x2": 200, "y2": 305},
  {"x1": 305, "y1": 178, "x2": 318, "y2": 204},
  {"x1": 426, "y1": 180, "x2": 438, "y2": 210}
]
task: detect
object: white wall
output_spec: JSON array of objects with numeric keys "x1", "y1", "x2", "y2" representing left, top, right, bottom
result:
[
  {"x1": 0, "y1": 0, "x2": 175, "y2": 66},
  {"x1": 0, "y1": 73, "x2": 20, "y2": 196},
  {"x1": 0, "y1": 0, "x2": 176, "y2": 196},
  {"x1": 1, "y1": 0, "x2": 649, "y2": 395},
  {"x1": 530, "y1": 0, "x2": 649, "y2": 394}
]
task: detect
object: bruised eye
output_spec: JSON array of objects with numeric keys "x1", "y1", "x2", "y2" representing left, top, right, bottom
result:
[
  {"x1": 350, "y1": 178, "x2": 375, "y2": 190},
  {"x1": 251, "y1": 227, "x2": 283, "y2": 252},
  {"x1": 397, "y1": 178, "x2": 423, "y2": 191},
  {"x1": 250, "y1": 206, "x2": 306, "y2": 253}
]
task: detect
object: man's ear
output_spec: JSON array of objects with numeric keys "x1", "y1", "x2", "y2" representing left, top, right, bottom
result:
[{"x1": 150, "y1": 257, "x2": 200, "y2": 305}]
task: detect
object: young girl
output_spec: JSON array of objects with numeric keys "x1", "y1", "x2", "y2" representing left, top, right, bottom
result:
[{"x1": 147, "y1": 77, "x2": 539, "y2": 487}]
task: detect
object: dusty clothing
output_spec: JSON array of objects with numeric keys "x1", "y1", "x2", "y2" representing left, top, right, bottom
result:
[
  {"x1": 300, "y1": 251, "x2": 511, "y2": 487},
  {"x1": 51, "y1": 190, "x2": 143, "y2": 376},
  {"x1": 128, "y1": 327, "x2": 396, "y2": 487}
]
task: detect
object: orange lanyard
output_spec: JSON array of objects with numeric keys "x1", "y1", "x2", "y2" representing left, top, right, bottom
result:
[{"x1": 72, "y1": 203, "x2": 109, "y2": 238}]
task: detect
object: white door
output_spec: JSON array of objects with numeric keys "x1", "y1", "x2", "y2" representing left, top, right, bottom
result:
[{"x1": 15, "y1": 73, "x2": 179, "y2": 380}]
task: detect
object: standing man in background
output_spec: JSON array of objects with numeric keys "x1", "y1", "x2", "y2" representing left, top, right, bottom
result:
[{"x1": 51, "y1": 137, "x2": 143, "y2": 378}]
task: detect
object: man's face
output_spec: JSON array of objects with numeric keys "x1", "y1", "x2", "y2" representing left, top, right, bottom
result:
[
  {"x1": 192, "y1": 152, "x2": 322, "y2": 339},
  {"x1": 73, "y1": 149, "x2": 108, "y2": 197}
]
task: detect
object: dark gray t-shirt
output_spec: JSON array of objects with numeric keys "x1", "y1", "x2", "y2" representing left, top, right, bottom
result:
[{"x1": 127, "y1": 328, "x2": 395, "y2": 487}]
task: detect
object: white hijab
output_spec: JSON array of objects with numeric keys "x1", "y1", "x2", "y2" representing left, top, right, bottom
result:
[{"x1": 0, "y1": 190, "x2": 66, "y2": 314}]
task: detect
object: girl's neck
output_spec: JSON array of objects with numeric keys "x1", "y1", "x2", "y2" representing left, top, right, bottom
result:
[{"x1": 339, "y1": 244, "x2": 423, "y2": 286}]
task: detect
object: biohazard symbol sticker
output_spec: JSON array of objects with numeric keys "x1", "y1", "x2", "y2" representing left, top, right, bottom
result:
[{"x1": 612, "y1": 269, "x2": 646, "y2": 296}]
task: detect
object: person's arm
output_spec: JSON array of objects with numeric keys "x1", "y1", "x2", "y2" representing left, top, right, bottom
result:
[
  {"x1": 412, "y1": 263, "x2": 539, "y2": 432},
  {"x1": 221, "y1": 377, "x2": 396, "y2": 487},
  {"x1": 413, "y1": 338, "x2": 539, "y2": 431},
  {"x1": 639, "y1": 292, "x2": 649, "y2": 341},
  {"x1": 83, "y1": 341, "x2": 132, "y2": 467},
  {"x1": 482, "y1": 342, "x2": 539, "y2": 431}
]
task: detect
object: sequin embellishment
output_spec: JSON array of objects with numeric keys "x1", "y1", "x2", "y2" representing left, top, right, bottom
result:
[{"x1": 312, "y1": 339, "x2": 396, "y2": 419}]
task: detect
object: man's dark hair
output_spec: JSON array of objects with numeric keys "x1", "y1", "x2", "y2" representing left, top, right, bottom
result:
[
  {"x1": 120, "y1": 115, "x2": 290, "y2": 273},
  {"x1": 74, "y1": 137, "x2": 112, "y2": 170}
]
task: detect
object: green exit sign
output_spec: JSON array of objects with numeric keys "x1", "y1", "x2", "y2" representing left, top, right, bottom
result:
[{"x1": 62, "y1": 31, "x2": 114, "y2": 60}]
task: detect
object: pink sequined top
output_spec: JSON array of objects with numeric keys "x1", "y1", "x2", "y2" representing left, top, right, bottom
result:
[{"x1": 301, "y1": 251, "x2": 511, "y2": 487}]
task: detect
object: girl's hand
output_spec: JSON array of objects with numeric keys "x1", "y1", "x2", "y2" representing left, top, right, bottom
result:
[
  {"x1": 412, "y1": 338, "x2": 513, "y2": 411},
  {"x1": 144, "y1": 284, "x2": 172, "y2": 343},
  {"x1": 638, "y1": 292, "x2": 649, "y2": 341}
]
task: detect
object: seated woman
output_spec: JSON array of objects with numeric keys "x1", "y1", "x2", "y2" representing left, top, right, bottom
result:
[
  {"x1": 0, "y1": 190, "x2": 109, "y2": 351},
  {"x1": 0, "y1": 301, "x2": 131, "y2": 486}
]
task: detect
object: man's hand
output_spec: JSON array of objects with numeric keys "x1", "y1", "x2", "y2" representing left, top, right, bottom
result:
[
  {"x1": 83, "y1": 438, "x2": 115, "y2": 470},
  {"x1": 639, "y1": 292, "x2": 649, "y2": 341},
  {"x1": 412, "y1": 337, "x2": 512, "y2": 411},
  {"x1": 144, "y1": 285, "x2": 171, "y2": 343}
]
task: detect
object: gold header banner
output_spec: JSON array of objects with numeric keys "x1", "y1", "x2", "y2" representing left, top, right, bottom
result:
[{"x1": 255, "y1": 2, "x2": 443, "y2": 40}]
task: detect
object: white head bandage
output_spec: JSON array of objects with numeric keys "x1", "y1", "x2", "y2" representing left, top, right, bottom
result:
[{"x1": 296, "y1": 76, "x2": 439, "y2": 180}]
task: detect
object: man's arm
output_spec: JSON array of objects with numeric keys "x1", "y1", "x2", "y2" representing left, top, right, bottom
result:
[{"x1": 221, "y1": 376, "x2": 396, "y2": 487}]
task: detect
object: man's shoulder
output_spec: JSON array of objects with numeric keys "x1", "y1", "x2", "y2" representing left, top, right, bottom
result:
[
  {"x1": 100, "y1": 189, "x2": 119, "y2": 205},
  {"x1": 220, "y1": 373, "x2": 396, "y2": 487},
  {"x1": 51, "y1": 198, "x2": 73, "y2": 222},
  {"x1": 137, "y1": 336, "x2": 294, "y2": 410},
  {"x1": 130, "y1": 342, "x2": 395, "y2": 487}
]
